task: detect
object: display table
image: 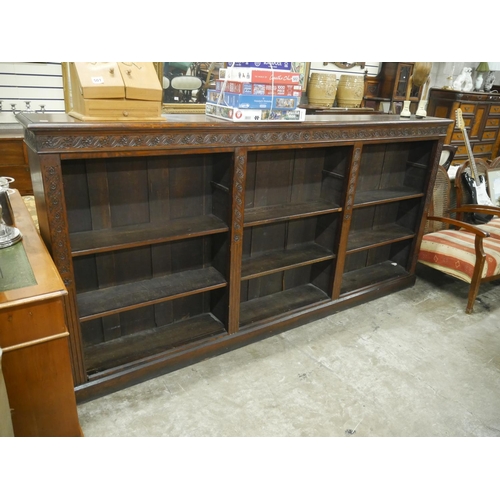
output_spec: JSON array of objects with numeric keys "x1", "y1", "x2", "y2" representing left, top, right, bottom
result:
[
  {"x1": 17, "y1": 112, "x2": 452, "y2": 402},
  {"x1": 0, "y1": 188, "x2": 81, "y2": 436}
]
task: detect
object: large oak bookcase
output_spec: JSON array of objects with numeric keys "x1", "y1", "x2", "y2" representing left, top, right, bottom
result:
[{"x1": 17, "y1": 113, "x2": 451, "y2": 402}]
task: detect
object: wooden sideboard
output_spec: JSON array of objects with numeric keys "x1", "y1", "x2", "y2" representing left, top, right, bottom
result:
[
  {"x1": 17, "y1": 112, "x2": 451, "y2": 402},
  {"x1": 427, "y1": 88, "x2": 500, "y2": 164},
  {"x1": 0, "y1": 126, "x2": 33, "y2": 195},
  {"x1": 0, "y1": 188, "x2": 81, "y2": 436},
  {"x1": 363, "y1": 62, "x2": 423, "y2": 114}
]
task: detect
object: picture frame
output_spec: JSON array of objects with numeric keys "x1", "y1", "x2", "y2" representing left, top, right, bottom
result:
[
  {"x1": 291, "y1": 62, "x2": 310, "y2": 92},
  {"x1": 487, "y1": 168, "x2": 500, "y2": 206}
]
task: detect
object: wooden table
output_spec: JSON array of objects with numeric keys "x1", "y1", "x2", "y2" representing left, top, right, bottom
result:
[{"x1": 0, "y1": 188, "x2": 81, "y2": 436}]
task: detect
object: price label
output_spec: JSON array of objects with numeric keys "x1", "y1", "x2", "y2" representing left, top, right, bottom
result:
[{"x1": 92, "y1": 76, "x2": 104, "y2": 84}]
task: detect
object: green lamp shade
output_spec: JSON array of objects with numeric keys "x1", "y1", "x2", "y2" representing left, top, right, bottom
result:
[{"x1": 477, "y1": 62, "x2": 490, "y2": 72}]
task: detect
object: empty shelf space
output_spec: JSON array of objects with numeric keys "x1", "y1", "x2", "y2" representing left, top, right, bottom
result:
[
  {"x1": 340, "y1": 261, "x2": 409, "y2": 295},
  {"x1": 70, "y1": 215, "x2": 228, "y2": 256},
  {"x1": 354, "y1": 188, "x2": 423, "y2": 207},
  {"x1": 241, "y1": 243, "x2": 335, "y2": 280},
  {"x1": 244, "y1": 200, "x2": 341, "y2": 227},
  {"x1": 77, "y1": 267, "x2": 227, "y2": 321},
  {"x1": 84, "y1": 313, "x2": 226, "y2": 374},
  {"x1": 347, "y1": 225, "x2": 415, "y2": 253},
  {"x1": 240, "y1": 284, "x2": 329, "y2": 327}
]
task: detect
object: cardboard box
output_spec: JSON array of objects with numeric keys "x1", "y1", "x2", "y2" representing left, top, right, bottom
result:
[
  {"x1": 116, "y1": 62, "x2": 163, "y2": 101},
  {"x1": 215, "y1": 80, "x2": 302, "y2": 97},
  {"x1": 219, "y1": 68, "x2": 301, "y2": 84},
  {"x1": 66, "y1": 62, "x2": 163, "y2": 121},
  {"x1": 73, "y1": 62, "x2": 125, "y2": 99},
  {"x1": 207, "y1": 90, "x2": 299, "y2": 110},
  {"x1": 205, "y1": 103, "x2": 306, "y2": 122}
]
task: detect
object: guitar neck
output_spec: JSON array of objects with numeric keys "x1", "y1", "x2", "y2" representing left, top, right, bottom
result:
[{"x1": 461, "y1": 122, "x2": 480, "y2": 184}]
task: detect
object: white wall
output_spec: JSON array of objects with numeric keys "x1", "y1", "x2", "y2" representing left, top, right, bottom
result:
[{"x1": 0, "y1": 62, "x2": 64, "y2": 122}]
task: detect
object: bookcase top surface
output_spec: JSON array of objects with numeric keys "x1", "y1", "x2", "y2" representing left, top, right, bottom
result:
[
  {"x1": 16, "y1": 112, "x2": 452, "y2": 131},
  {"x1": 16, "y1": 112, "x2": 452, "y2": 155}
]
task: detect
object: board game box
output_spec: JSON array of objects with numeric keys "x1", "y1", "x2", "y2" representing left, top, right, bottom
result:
[
  {"x1": 215, "y1": 80, "x2": 302, "y2": 97},
  {"x1": 228, "y1": 62, "x2": 292, "y2": 71},
  {"x1": 205, "y1": 103, "x2": 306, "y2": 122},
  {"x1": 207, "y1": 90, "x2": 299, "y2": 109},
  {"x1": 219, "y1": 68, "x2": 301, "y2": 84}
]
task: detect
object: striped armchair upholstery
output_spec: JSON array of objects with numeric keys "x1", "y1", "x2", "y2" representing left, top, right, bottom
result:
[{"x1": 418, "y1": 165, "x2": 500, "y2": 313}]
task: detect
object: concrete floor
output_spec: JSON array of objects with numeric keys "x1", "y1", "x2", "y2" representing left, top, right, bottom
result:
[{"x1": 77, "y1": 264, "x2": 500, "y2": 437}]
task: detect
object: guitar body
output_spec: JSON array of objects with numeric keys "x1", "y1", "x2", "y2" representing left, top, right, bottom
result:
[{"x1": 462, "y1": 171, "x2": 494, "y2": 223}]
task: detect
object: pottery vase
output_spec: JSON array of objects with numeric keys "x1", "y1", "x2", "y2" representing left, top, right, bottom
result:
[
  {"x1": 307, "y1": 72, "x2": 337, "y2": 107},
  {"x1": 336, "y1": 75, "x2": 364, "y2": 108}
]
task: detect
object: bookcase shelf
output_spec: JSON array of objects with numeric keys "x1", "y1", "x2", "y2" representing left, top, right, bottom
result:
[
  {"x1": 241, "y1": 242, "x2": 335, "y2": 280},
  {"x1": 346, "y1": 225, "x2": 415, "y2": 253},
  {"x1": 18, "y1": 112, "x2": 451, "y2": 401},
  {"x1": 85, "y1": 312, "x2": 226, "y2": 375},
  {"x1": 353, "y1": 188, "x2": 423, "y2": 206},
  {"x1": 244, "y1": 200, "x2": 341, "y2": 226},
  {"x1": 77, "y1": 266, "x2": 227, "y2": 321},
  {"x1": 341, "y1": 261, "x2": 409, "y2": 296},
  {"x1": 70, "y1": 214, "x2": 228, "y2": 256},
  {"x1": 239, "y1": 283, "x2": 330, "y2": 327}
]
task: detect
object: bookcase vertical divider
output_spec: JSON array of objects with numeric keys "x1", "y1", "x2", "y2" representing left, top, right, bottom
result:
[{"x1": 228, "y1": 147, "x2": 247, "y2": 334}]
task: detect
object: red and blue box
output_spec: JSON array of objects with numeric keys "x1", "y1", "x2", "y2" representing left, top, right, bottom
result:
[
  {"x1": 219, "y1": 67, "x2": 301, "y2": 84},
  {"x1": 207, "y1": 89, "x2": 299, "y2": 109},
  {"x1": 215, "y1": 79, "x2": 302, "y2": 97},
  {"x1": 228, "y1": 62, "x2": 292, "y2": 71},
  {"x1": 205, "y1": 102, "x2": 306, "y2": 122}
]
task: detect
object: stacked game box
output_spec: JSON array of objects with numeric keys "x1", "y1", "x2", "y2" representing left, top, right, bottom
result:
[{"x1": 205, "y1": 62, "x2": 305, "y2": 122}]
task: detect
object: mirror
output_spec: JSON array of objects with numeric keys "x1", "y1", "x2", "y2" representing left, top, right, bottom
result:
[
  {"x1": 325, "y1": 62, "x2": 366, "y2": 69},
  {"x1": 156, "y1": 62, "x2": 225, "y2": 114},
  {"x1": 156, "y1": 62, "x2": 311, "y2": 113}
]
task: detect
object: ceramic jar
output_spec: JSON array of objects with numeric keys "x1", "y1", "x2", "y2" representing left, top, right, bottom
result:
[
  {"x1": 307, "y1": 72, "x2": 337, "y2": 107},
  {"x1": 336, "y1": 75, "x2": 364, "y2": 108}
]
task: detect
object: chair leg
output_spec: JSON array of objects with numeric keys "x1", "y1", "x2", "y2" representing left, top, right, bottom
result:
[
  {"x1": 466, "y1": 283, "x2": 480, "y2": 313},
  {"x1": 466, "y1": 255, "x2": 486, "y2": 313}
]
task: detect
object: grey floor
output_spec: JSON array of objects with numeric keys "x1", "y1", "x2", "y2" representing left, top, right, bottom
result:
[{"x1": 77, "y1": 264, "x2": 500, "y2": 437}]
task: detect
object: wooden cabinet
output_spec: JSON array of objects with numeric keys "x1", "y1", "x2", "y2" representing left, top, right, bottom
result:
[
  {"x1": 0, "y1": 189, "x2": 81, "y2": 436},
  {"x1": 363, "y1": 62, "x2": 423, "y2": 113},
  {"x1": 0, "y1": 127, "x2": 33, "y2": 195},
  {"x1": 17, "y1": 112, "x2": 451, "y2": 402},
  {"x1": 427, "y1": 88, "x2": 500, "y2": 164}
]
